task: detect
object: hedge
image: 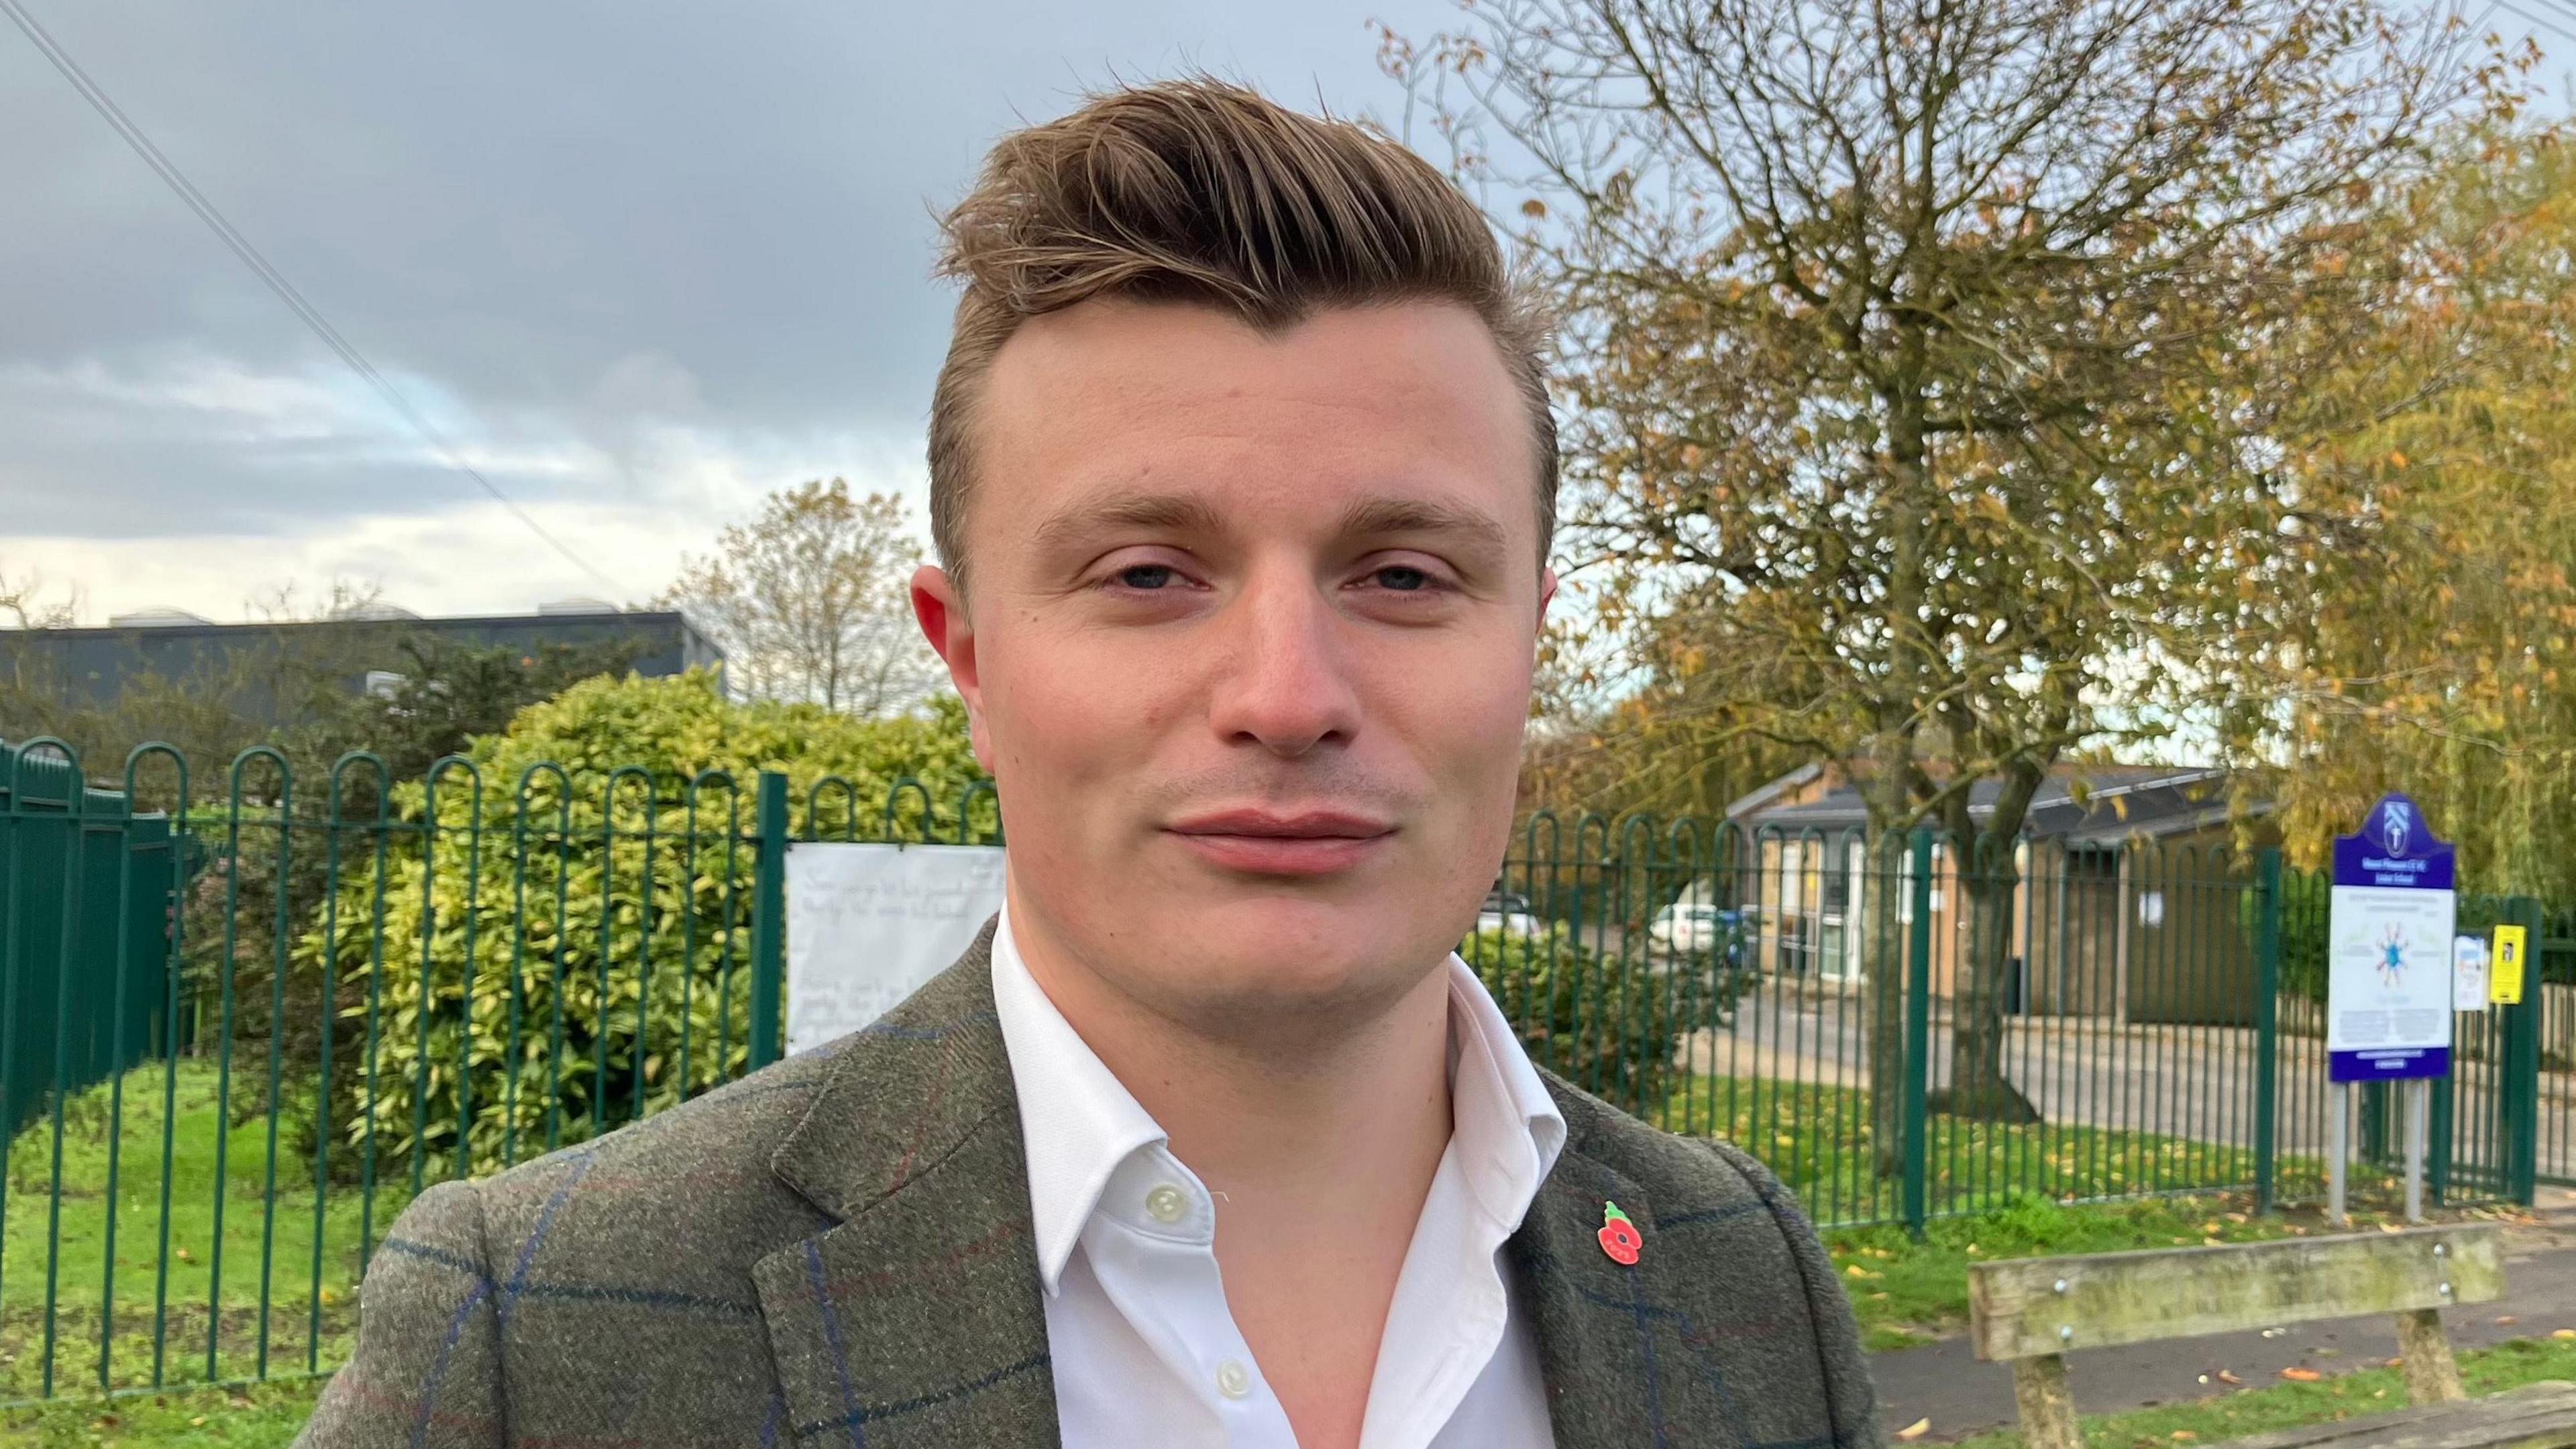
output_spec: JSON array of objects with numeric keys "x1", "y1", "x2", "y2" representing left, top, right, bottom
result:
[
  {"x1": 1461, "y1": 926, "x2": 1752, "y2": 1113},
  {"x1": 295, "y1": 672, "x2": 988, "y2": 1183}
]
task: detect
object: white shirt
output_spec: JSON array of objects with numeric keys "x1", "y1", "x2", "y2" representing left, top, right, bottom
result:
[{"x1": 989, "y1": 904, "x2": 1566, "y2": 1448}]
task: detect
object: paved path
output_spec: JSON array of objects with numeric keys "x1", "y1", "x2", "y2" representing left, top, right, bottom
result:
[{"x1": 1868, "y1": 1199, "x2": 2576, "y2": 1442}]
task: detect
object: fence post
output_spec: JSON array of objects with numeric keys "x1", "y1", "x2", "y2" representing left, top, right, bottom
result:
[
  {"x1": 748, "y1": 771, "x2": 790, "y2": 1071},
  {"x1": 2253, "y1": 848, "x2": 2282, "y2": 1214},
  {"x1": 1902, "y1": 828, "x2": 1935, "y2": 1238},
  {"x1": 2502, "y1": 896, "x2": 2544, "y2": 1206}
]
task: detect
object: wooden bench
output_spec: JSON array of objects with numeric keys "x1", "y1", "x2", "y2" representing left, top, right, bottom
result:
[{"x1": 1966, "y1": 1224, "x2": 2576, "y2": 1449}]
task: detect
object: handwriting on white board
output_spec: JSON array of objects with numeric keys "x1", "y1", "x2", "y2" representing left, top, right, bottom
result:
[{"x1": 785, "y1": 842, "x2": 1006, "y2": 1055}]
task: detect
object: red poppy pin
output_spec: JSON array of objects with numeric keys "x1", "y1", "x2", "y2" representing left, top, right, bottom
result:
[{"x1": 1597, "y1": 1201, "x2": 1642, "y2": 1265}]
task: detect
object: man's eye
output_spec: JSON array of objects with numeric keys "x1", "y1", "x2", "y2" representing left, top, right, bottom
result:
[
  {"x1": 1373, "y1": 566, "x2": 1432, "y2": 592},
  {"x1": 1116, "y1": 565, "x2": 1177, "y2": 590}
]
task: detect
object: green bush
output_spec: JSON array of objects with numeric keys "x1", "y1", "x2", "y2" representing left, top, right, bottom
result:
[
  {"x1": 1460, "y1": 928, "x2": 1750, "y2": 1113},
  {"x1": 297, "y1": 672, "x2": 988, "y2": 1182}
]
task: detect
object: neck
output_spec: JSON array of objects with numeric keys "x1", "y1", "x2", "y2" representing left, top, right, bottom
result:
[{"x1": 1004, "y1": 890, "x2": 1460, "y2": 1449}]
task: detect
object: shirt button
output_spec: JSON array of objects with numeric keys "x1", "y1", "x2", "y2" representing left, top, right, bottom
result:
[
  {"x1": 1215, "y1": 1359, "x2": 1252, "y2": 1400},
  {"x1": 1144, "y1": 1183, "x2": 1189, "y2": 1223}
]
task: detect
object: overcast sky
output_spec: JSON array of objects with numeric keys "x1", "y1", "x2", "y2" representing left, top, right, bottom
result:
[
  {"x1": 3, "y1": 3, "x2": 2570, "y2": 628},
  {"x1": 0, "y1": 1, "x2": 1472, "y2": 624}
]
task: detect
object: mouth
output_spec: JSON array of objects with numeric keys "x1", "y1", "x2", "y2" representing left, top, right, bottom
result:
[{"x1": 1162, "y1": 808, "x2": 1398, "y2": 877}]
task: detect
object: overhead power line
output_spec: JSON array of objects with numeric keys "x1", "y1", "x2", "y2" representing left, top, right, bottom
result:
[
  {"x1": 2493, "y1": 0, "x2": 2576, "y2": 44},
  {"x1": 1, "y1": 0, "x2": 627, "y2": 598}
]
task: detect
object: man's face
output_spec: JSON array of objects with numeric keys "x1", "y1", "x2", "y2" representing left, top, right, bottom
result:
[{"x1": 915, "y1": 299, "x2": 1552, "y2": 1031}]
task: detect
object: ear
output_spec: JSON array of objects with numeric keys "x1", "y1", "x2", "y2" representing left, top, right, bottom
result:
[
  {"x1": 1538, "y1": 566, "x2": 1559, "y2": 623},
  {"x1": 912, "y1": 565, "x2": 994, "y2": 772}
]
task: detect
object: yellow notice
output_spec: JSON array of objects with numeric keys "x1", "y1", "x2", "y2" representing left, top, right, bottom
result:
[{"x1": 2489, "y1": 924, "x2": 2528, "y2": 1005}]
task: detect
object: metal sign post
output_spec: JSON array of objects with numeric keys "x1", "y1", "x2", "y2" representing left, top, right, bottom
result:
[
  {"x1": 2326, "y1": 792, "x2": 2457, "y2": 1226},
  {"x1": 2328, "y1": 1083, "x2": 2349, "y2": 1225}
]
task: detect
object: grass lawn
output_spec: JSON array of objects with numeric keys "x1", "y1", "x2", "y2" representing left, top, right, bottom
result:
[
  {"x1": 2, "y1": 1062, "x2": 410, "y2": 1402},
  {"x1": 1656, "y1": 1075, "x2": 2427, "y2": 1351},
  {"x1": 1939, "y1": 1332, "x2": 2576, "y2": 1449},
  {"x1": 0, "y1": 1377, "x2": 326, "y2": 1448}
]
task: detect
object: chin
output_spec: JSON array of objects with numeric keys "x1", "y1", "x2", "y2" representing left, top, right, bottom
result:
[{"x1": 1146, "y1": 894, "x2": 1450, "y2": 1016}]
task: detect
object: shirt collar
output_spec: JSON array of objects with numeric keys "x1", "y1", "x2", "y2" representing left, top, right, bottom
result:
[
  {"x1": 988, "y1": 901, "x2": 1568, "y2": 1295},
  {"x1": 989, "y1": 902, "x2": 1169, "y2": 1293}
]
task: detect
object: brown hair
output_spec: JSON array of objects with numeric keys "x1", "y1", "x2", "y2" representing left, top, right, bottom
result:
[{"x1": 928, "y1": 78, "x2": 1555, "y2": 592}]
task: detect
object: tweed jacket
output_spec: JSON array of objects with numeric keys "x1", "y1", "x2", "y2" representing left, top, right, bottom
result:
[{"x1": 297, "y1": 928, "x2": 1880, "y2": 1448}]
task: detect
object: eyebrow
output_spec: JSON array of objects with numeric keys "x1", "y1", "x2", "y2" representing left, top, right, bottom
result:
[
  {"x1": 1027, "y1": 490, "x2": 1514, "y2": 556},
  {"x1": 1334, "y1": 497, "x2": 1512, "y2": 555},
  {"x1": 1029, "y1": 493, "x2": 1228, "y2": 553}
]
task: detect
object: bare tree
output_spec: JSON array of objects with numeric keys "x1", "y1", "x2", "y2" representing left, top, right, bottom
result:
[
  {"x1": 661, "y1": 479, "x2": 936, "y2": 716},
  {"x1": 1389, "y1": 0, "x2": 2491, "y2": 1138},
  {"x1": 0, "y1": 561, "x2": 81, "y2": 631}
]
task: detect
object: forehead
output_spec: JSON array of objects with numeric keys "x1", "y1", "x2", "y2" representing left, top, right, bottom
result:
[{"x1": 969, "y1": 298, "x2": 1537, "y2": 544}]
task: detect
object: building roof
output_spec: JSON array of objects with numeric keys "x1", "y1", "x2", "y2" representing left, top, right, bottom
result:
[
  {"x1": 1731, "y1": 762, "x2": 2265, "y2": 843},
  {"x1": 23, "y1": 606, "x2": 696, "y2": 643}
]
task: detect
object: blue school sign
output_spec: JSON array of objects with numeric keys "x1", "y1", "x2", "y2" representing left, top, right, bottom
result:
[{"x1": 2326, "y1": 793, "x2": 2457, "y2": 1082}]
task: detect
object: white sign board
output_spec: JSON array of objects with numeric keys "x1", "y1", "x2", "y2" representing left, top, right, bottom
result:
[
  {"x1": 2325, "y1": 883, "x2": 2456, "y2": 1079},
  {"x1": 786, "y1": 842, "x2": 1006, "y2": 1056},
  {"x1": 2451, "y1": 935, "x2": 2490, "y2": 1014}
]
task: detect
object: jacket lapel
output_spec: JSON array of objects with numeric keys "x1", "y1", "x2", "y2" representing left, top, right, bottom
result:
[{"x1": 753, "y1": 922, "x2": 1061, "y2": 1448}]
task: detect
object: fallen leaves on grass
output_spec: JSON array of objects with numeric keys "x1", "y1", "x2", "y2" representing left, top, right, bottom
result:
[{"x1": 2281, "y1": 1367, "x2": 2324, "y2": 1382}]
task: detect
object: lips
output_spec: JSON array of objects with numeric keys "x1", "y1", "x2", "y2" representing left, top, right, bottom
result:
[{"x1": 1162, "y1": 808, "x2": 1397, "y2": 877}]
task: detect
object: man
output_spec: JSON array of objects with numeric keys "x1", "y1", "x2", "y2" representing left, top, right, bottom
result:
[{"x1": 298, "y1": 80, "x2": 1877, "y2": 1449}]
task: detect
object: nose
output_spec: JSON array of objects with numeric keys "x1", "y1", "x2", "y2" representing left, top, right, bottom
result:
[{"x1": 1205, "y1": 565, "x2": 1363, "y2": 758}]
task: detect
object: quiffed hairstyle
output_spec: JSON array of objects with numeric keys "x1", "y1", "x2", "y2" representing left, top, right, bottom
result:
[{"x1": 928, "y1": 78, "x2": 1556, "y2": 592}]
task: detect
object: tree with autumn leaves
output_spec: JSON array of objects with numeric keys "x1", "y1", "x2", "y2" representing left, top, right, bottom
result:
[
  {"x1": 2245, "y1": 121, "x2": 2576, "y2": 899},
  {"x1": 1389, "y1": 0, "x2": 2500, "y2": 1142}
]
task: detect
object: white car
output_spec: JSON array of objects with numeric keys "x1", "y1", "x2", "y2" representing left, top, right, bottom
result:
[
  {"x1": 1649, "y1": 901, "x2": 1735, "y2": 955},
  {"x1": 1474, "y1": 892, "x2": 1544, "y2": 938}
]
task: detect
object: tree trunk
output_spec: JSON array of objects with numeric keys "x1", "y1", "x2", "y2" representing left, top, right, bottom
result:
[{"x1": 1941, "y1": 849, "x2": 2042, "y2": 1123}]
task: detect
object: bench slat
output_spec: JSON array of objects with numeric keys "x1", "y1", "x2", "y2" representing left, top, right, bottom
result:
[
  {"x1": 2215, "y1": 1381, "x2": 2576, "y2": 1449},
  {"x1": 1969, "y1": 1226, "x2": 2506, "y2": 1362}
]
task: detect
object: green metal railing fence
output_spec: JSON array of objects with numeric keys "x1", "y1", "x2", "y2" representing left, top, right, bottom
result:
[
  {"x1": 1477, "y1": 820, "x2": 2563, "y2": 1228},
  {"x1": 0, "y1": 738, "x2": 994, "y2": 1406},
  {"x1": 0, "y1": 737, "x2": 2562, "y2": 1406}
]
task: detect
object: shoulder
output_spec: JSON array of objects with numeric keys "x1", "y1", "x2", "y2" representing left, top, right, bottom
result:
[
  {"x1": 436, "y1": 948, "x2": 1009, "y2": 1277},
  {"x1": 441, "y1": 1044, "x2": 854, "y2": 1276}
]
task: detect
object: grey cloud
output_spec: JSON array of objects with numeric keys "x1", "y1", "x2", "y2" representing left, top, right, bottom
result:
[{"x1": 0, "y1": 0, "x2": 1460, "y2": 559}]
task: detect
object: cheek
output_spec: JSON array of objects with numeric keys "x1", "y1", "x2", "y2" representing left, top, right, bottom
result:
[
  {"x1": 1393, "y1": 638, "x2": 1535, "y2": 778},
  {"x1": 979, "y1": 624, "x2": 1180, "y2": 782}
]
